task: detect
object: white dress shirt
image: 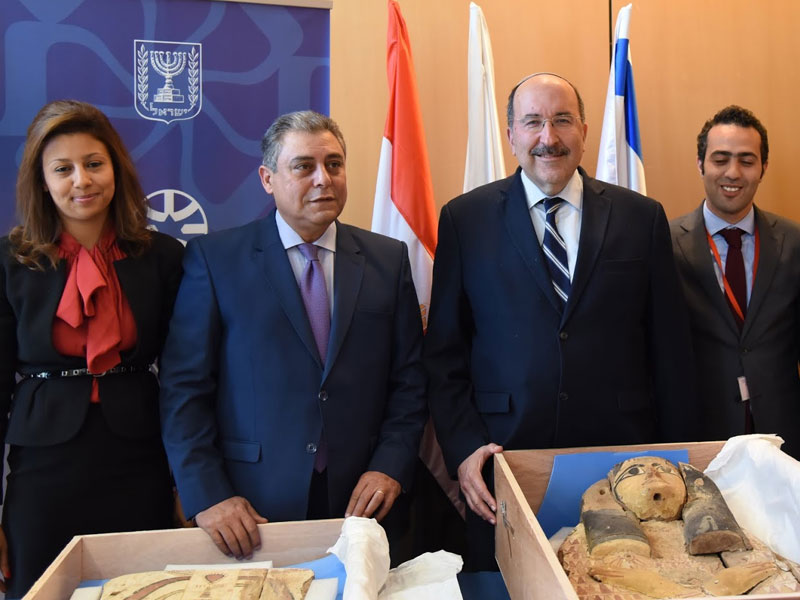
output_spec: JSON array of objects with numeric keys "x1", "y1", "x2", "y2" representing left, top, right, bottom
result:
[
  {"x1": 520, "y1": 169, "x2": 583, "y2": 279},
  {"x1": 275, "y1": 210, "x2": 336, "y2": 314}
]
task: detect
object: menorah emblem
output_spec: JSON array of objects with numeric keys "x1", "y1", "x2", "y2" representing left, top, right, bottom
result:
[
  {"x1": 134, "y1": 40, "x2": 202, "y2": 124},
  {"x1": 151, "y1": 50, "x2": 187, "y2": 103}
]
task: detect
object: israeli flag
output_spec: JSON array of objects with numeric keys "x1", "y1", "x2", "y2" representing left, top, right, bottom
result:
[{"x1": 596, "y1": 3, "x2": 646, "y2": 194}]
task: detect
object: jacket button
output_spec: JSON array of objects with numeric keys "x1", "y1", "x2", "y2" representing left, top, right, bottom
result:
[
  {"x1": 558, "y1": 392, "x2": 568, "y2": 401},
  {"x1": 306, "y1": 443, "x2": 317, "y2": 454},
  {"x1": 559, "y1": 331, "x2": 568, "y2": 340},
  {"x1": 318, "y1": 390, "x2": 328, "y2": 401}
]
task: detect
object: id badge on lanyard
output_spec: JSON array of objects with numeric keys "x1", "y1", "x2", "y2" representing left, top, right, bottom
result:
[{"x1": 706, "y1": 227, "x2": 759, "y2": 403}]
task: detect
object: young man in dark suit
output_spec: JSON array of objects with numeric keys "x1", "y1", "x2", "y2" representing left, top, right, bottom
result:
[{"x1": 671, "y1": 105, "x2": 800, "y2": 460}]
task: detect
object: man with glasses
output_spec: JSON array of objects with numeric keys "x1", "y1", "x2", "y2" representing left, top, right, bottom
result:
[
  {"x1": 671, "y1": 105, "x2": 800, "y2": 460},
  {"x1": 424, "y1": 72, "x2": 696, "y2": 570}
]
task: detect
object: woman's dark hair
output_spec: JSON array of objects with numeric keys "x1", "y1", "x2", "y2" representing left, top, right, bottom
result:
[{"x1": 10, "y1": 99, "x2": 151, "y2": 268}]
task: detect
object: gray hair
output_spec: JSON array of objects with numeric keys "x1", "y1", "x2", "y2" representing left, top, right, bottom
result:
[
  {"x1": 506, "y1": 72, "x2": 586, "y2": 127},
  {"x1": 260, "y1": 110, "x2": 346, "y2": 169}
]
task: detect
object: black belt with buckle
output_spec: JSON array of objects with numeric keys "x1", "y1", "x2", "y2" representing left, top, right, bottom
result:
[{"x1": 20, "y1": 364, "x2": 152, "y2": 379}]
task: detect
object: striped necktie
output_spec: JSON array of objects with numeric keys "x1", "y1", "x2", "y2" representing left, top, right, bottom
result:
[{"x1": 542, "y1": 197, "x2": 571, "y2": 308}]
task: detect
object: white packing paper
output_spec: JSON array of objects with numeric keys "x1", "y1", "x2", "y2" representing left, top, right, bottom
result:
[
  {"x1": 163, "y1": 561, "x2": 274, "y2": 570},
  {"x1": 69, "y1": 587, "x2": 102, "y2": 600},
  {"x1": 329, "y1": 517, "x2": 391, "y2": 599},
  {"x1": 306, "y1": 577, "x2": 339, "y2": 600},
  {"x1": 704, "y1": 434, "x2": 800, "y2": 563},
  {"x1": 378, "y1": 550, "x2": 463, "y2": 600},
  {"x1": 328, "y1": 517, "x2": 464, "y2": 599}
]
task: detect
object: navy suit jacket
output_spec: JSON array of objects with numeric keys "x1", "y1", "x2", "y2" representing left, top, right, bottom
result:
[
  {"x1": 671, "y1": 205, "x2": 800, "y2": 459},
  {"x1": 159, "y1": 210, "x2": 427, "y2": 520},
  {"x1": 425, "y1": 168, "x2": 697, "y2": 476}
]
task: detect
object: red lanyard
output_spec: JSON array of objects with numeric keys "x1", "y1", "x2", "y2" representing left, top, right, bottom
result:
[{"x1": 705, "y1": 227, "x2": 760, "y2": 322}]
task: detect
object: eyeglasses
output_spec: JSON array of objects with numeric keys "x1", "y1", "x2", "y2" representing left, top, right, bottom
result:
[{"x1": 517, "y1": 115, "x2": 580, "y2": 131}]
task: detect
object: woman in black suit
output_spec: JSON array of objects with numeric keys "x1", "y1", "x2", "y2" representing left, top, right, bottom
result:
[{"x1": 0, "y1": 100, "x2": 184, "y2": 598}]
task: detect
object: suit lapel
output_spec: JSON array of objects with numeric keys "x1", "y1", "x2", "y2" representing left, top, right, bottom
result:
[
  {"x1": 502, "y1": 170, "x2": 563, "y2": 313},
  {"x1": 29, "y1": 262, "x2": 75, "y2": 364},
  {"x1": 675, "y1": 205, "x2": 740, "y2": 336},
  {"x1": 324, "y1": 223, "x2": 364, "y2": 381},
  {"x1": 254, "y1": 212, "x2": 324, "y2": 369},
  {"x1": 565, "y1": 172, "x2": 610, "y2": 320},
  {"x1": 115, "y1": 256, "x2": 146, "y2": 357},
  {"x1": 744, "y1": 207, "x2": 782, "y2": 339}
]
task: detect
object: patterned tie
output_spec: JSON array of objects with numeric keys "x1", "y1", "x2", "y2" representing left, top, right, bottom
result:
[
  {"x1": 720, "y1": 228, "x2": 747, "y2": 330},
  {"x1": 297, "y1": 243, "x2": 330, "y2": 472},
  {"x1": 298, "y1": 243, "x2": 330, "y2": 362},
  {"x1": 542, "y1": 197, "x2": 571, "y2": 309}
]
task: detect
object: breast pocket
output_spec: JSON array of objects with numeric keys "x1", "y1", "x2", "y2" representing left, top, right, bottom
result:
[
  {"x1": 600, "y1": 258, "x2": 644, "y2": 273},
  {"x1": 598, "y1": 258, "x2": 647, "y2": 307}
]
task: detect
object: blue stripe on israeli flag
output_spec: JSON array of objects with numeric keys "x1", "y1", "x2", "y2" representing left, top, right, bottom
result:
[
  {"x1": 614, "y1": 38, "x2": 643, "y2": 161},
  {"x1": 596, "y1": 3, "x2": 647, "y2": 195}
]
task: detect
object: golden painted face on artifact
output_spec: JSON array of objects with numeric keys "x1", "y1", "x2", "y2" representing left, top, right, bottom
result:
[{"x1": 610, "y1": 457, "x2": 686, "y2": 521}]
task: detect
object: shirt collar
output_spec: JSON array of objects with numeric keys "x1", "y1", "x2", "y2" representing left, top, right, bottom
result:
[
  {"x1": 521, "y1": 168, "x2": 584, "y2": 212},
  {"x1": 275, "y1": 210, "x2": 337, "y2": 253},
  {"x1": 702, "y1": 201, "x2": 755, "y2": 236}
]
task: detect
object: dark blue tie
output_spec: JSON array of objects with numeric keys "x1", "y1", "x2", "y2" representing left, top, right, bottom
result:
[{"x1": 542, "y1": 197, "x2": 571, "y2": 309}]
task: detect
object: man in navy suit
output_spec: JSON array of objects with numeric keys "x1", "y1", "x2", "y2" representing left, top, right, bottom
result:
[
  {"x1": 424, "y1": 73, "x2": 696, "y2": 570},
  {"x1": 159, "y1": 111, "x2": 427, "y2": 559},
  {"x1": 671, "y1": 105, "x2": 800, "y2": 459}
]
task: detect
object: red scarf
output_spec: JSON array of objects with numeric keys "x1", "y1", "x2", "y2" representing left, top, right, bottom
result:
[{"x1": 53, "y1": 229, "x2": 137, "y2": 401}]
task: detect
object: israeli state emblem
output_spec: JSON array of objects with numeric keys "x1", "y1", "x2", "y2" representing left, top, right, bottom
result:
[{"x1": 134, "y1": 40, "x2": 202, "y2": 124}]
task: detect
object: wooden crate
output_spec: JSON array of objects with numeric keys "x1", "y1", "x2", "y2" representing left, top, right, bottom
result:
[
  {"x1": 24, "y1": 518, "x2": 343, "y2": 600},
  {"x1": 494, "y1": 441, "x2": 799, "y2": 600}
]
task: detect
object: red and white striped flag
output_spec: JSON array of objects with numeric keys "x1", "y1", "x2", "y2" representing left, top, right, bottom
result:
[
  {"x1": 372, "y1": 0, "x2": 464, "y2": 517},
  {"x1": 372, "y1": 0, "x2": 437, "y2": 326}
]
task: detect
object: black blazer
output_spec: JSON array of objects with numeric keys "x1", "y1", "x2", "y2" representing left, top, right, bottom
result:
[
  {"x1": 425, "y1": 168, "x2": 698, "y2": 476},
  {"x1": 0, "y1": 232, "x2": 183, "y2": 450},
  {"x1": 671, "y1": 205, "x2": 800, "y2": 458}
]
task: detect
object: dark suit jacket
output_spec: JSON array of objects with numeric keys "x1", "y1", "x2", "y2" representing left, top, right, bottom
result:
[
  {"x1": 158, "y1": 211, "x2": 427, "y2": 521},
  {"x1": 671, "y1": 204, "x2": 800, "y2": 459},
  {"x1": 0, "y1": 232, "x2": 184, "y2": 451},
  {"x1": 425, "y1": 168, "x2": 697, "y2": 476}
]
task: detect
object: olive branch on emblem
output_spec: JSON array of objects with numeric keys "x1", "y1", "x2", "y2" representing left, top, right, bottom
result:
[
  {"x1": 137, "y1": 44, "x2": 149, "y2": 107},
  {"x1": 187, "y1": 47, "x2": 199, "y2": 108}
]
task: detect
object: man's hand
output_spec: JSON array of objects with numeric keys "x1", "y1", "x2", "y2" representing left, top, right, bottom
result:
[
  {"x1": 457, "y1": 443, "x2": 504, "y2": 524},
  {"x1": 194, "y1": 496, "x2": 268, "y2": 559},
  {"x1": 345, "y1": 471, "x2": 401, "y2": 522}
]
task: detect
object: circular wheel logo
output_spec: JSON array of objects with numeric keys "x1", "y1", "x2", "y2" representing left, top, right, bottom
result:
[{"x1": 147, "y1": 189, "x2": 208, "y2": 245}]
